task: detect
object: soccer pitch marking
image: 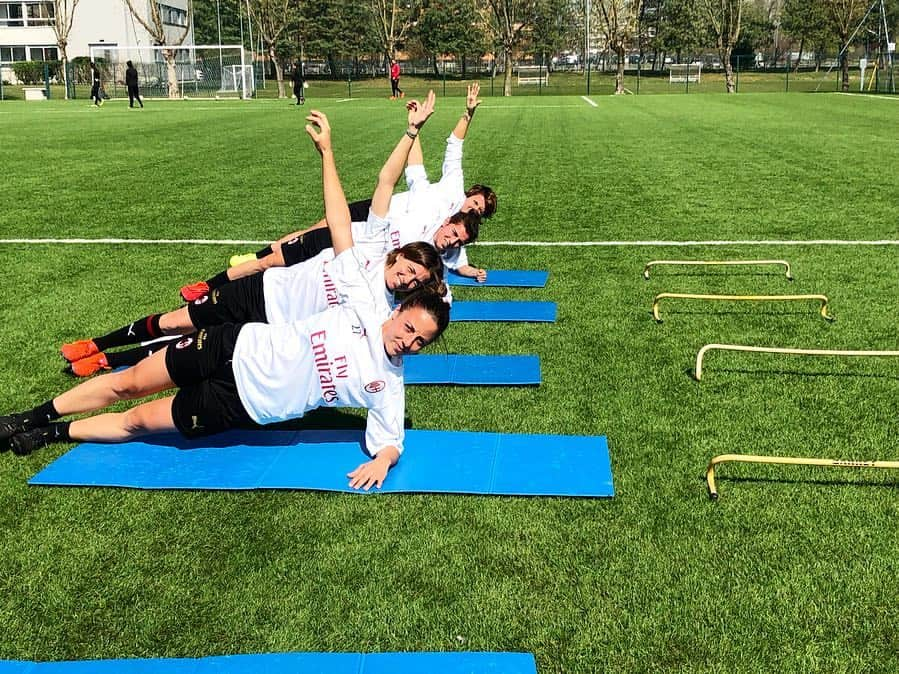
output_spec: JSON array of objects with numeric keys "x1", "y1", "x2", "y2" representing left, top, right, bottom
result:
[
  {"x1": 2, "y1": 238, "x2": 898, "y2": 247},
  {"x1": 581, "y1": 96, "x2": 598, "y2": 107}
]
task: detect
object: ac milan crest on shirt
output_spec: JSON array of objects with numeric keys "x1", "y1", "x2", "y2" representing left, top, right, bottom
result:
[{"x1": 365, "y1": 380, "x2": 385, "y2": 394}]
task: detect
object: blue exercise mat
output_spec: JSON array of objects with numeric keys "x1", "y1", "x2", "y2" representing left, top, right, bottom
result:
[
  {"x1": 29, "y1": 429, "x2": 614, "y2": 497},
  {"x1": 0, "y1": 652, "x2": 537, "y2": 674},
  {"x1": 451, "y1": 301, "x2": 557, "y2": 322},
  {"x1": 447, "y1": 270, "x2": 548, "y2": 288},
  {"x1": 405, "y1": 354, "x2": 541, "y2": 385}
]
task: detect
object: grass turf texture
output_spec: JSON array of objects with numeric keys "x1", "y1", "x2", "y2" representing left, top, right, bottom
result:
[{"x1": 0, "y1": 93, "x2": 898, "y2": 671}]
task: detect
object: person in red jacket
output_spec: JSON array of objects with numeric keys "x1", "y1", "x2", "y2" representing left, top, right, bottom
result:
[{"x1": 389, "y1": 59, "x2": 403, "y2": 100}]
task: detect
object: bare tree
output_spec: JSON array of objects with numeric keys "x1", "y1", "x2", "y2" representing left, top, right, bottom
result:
[
  {"x1": 248, "y1": 0, "x2": 292, "y2": 98},
  {"x1": 700, "y1": 0, "x2": 744, "y2": 92},
  {"x1": 822, "y1": 0, "x2": 867, "y2": 91},
  {"x1": 122, "y1": 0, "x2": 193, "y2": 98},
  {"x1": 369, "y1": 0, "x2": 420, "y2": 87},
  {"x1": 485, "y1": 0, "x2": 540, "y2": 96},
  {"x1": 52, "y1": 0, "x2": 80, "y2": 98},
  {"x1": 594, "y1": 0, "x2": 643, "y2": 93}
]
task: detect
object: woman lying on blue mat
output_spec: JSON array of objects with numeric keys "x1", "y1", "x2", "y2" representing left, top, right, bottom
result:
[
  {"x1": 180, "y1": 83, "x2": 494, "y2": 302},
  {"x1": 0, "y1": 104, "x2": 450, "y2": 491},
  {"x1": 61, "y1": 101, "x2": 448, "y2": 378}
]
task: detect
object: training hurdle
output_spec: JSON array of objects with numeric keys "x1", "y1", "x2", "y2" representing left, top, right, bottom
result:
[
  {"x1": 643, "y1": 259, "x2": 793, "y2": 281},
  {"x1": 705, "y1": 453, "x2": 899, "y2": 499},
  {"x1": 694, "y1": 344, "x2": 899, "y2": 380},
  {"x1": 652, "y1": 293, "x2": 833, "y2": 323}
]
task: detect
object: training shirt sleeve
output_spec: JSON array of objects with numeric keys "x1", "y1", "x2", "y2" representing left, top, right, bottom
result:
[
  {"x1": 328, "y1": 246, "x2": 377, "y2": 307},
  {"x1": 364, "y1": 376, "x2": 405, "y2": 456},
  {"x1": 404, "y1": 164, "x2": 429, "y2": 192},
  {"x1": 440, "y1": 245, "x2": 466, "y2": 271},
  {"x1": 349, "y1": 210, "x2": 391, "y2": 260}
]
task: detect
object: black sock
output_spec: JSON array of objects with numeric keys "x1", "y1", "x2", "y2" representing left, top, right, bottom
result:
[
  {"x1": 22, "y1": 400, "x2": 60, "y2": 428},
  {"x1": 255, "y1": 246, "x2": 273, "y2": 259},
  {"x1": 42, "y1": 422, "x2": 71, "y2": 444},
  {"x1": 205, "y1": 271, "x2": 230, "y2": 290},
  {"x1": 94, "y1": 314, "x2": 163, "y2": 351},
  {"x1": 105, "y1": 345, "x2": 156, "y2": 369}
]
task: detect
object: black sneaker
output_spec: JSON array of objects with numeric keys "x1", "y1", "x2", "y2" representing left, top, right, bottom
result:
[
  {"x1": 0, "y1": 414, "x2": 29, "y2": 452},
  {"x1": 9, "y1": 428, "x2": 52, "y2": 456}
]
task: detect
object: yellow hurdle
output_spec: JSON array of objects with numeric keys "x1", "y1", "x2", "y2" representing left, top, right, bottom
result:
[
  {"x1": 694, "y1": 344, "x2": 899, "y2": 380},
  {"x1": 652, "y1": 293, "x2": 833, "y2": 323},
  {"x1": 643, "y1": 259, "x2": 793, "y2": 281},
  {"x1": 705, "y1": 453, "x2": 899, "y2": 499}
]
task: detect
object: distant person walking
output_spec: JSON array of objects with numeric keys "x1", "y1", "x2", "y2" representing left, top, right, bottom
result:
[
  {"x1": 125, "y1": 60, "x2": 143, "y2": 108},
  {"x1": 90, "y1": 62, "x2": 103, "y2": 107},
  {"x1": 291, "y1": 61, "x2": 305, "y2": 105},
  {"x1": 389, "y1": 59, "x2": 403, "y2": 100}
]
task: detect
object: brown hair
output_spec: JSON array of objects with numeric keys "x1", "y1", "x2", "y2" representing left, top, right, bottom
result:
[
  {"x1": 465, "y1": 184, "x2": 497, "y2": 218},
  {"x1": 448, "y1": 210, "x2": 481, "y2": 244},
  {"x1": 399, "y1": 287, "x2": 450, "y2": 341},
  {"x1": 386, "y1": 241, "x2": 447, "y2": 295}
]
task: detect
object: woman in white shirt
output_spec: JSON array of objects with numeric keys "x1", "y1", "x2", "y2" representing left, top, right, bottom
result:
[
  {"x1": 60, "y1": 101, "x2": 448, "y2": 378},
  {"x1": 1, "y1": 101, "x2": 447, "y2": 491}
]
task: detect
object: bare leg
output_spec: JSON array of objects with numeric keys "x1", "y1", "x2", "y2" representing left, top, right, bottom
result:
[
  {"x1": 54, "y1": 348, "x2": 175, "y2": 416},
  {"x1": 158, "y1": 306, "x2": 197, "y2": 334},
  {"x1": 69, "y1": 396, "x2": 177, "y2": 442}
]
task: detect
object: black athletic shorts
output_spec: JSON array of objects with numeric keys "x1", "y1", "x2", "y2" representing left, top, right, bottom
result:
[
  {"x1": 187, "y1": 274, "x2": 267, "y2": 328},
  {"x1": 164, "y1": 324, "x2": 259, "y2": 438},
  {"x1": 281, "y1": 198, "x2": 373, "y2": 266}
]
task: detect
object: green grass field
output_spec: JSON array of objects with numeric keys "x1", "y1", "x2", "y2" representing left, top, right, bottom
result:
[{"x1": 1, "y1": 92, "x2": 898, "y2": 672}]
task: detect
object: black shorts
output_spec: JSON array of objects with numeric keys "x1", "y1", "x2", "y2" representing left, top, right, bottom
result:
[
  {"x1": 281, "y1": 198, "x2": 372, "y2": 266},
  {"x1": 164, "y1": 324, "x2": 259, "y2": 438},
  {"x1": 187, "y1": 274, "x2": 267, "y2": 328}
]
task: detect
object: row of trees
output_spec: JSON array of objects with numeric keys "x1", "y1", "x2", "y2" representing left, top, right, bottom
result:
[{"x1": 47, "y1": 0, "x2": 898, "y2": 97}]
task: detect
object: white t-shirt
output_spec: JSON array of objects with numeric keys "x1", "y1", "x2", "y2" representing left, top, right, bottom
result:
[
  {"x1": 368, "y1": 133, "x2": 470, "y2": 270},
  {"x1": 232, "y1": 248, "x2": 405, "y2": 456},
  {"x1": 263, "y1": 212, "x2": 394, "y2": 325}
]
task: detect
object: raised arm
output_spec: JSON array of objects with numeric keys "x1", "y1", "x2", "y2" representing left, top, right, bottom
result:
[
  {"x1": 451, "y1": 82, "x2": 481, "y2": 141},
  {"x1": 370, "y1": 90, "x2": 436, "y2": 219},
  {"x1": 306, "y1": 110, "x2": 352, "y2": 255}
]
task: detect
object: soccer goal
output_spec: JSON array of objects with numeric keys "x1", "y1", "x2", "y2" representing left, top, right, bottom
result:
[
  {"x1": 88, "y1": 44, "x2": 253, "y2": 100},
  {"x1": 669, "y1": 63, "x2": 701, "y2": 83},
  {"x1": 517, "y1": 65, "x2": 549, "y2": 86}
]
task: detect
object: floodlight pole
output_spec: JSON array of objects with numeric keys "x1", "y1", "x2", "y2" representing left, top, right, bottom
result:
[{"x1": 216, "y1": 0, "x2": 223, "y2": 73}]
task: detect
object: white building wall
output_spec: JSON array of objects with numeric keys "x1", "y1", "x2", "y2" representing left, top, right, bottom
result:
[{"x1": 1, "y1": 0, "x2": 192, "y2": 82}]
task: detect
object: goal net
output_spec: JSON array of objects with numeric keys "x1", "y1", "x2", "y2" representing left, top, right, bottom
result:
[
  {"x1": 669, "y1": 63, "x2": 702, "y2": 83},
  {"x1": 88, "y1": 45, "x2": 254, "y2": 99}
]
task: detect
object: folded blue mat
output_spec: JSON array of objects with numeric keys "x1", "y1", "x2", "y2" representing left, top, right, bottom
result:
[
  {"x1": 0, "y1": 652, "x2": 537, "y2": 673},
  {"x1": 29, "y1": 429, "x2": 614, "y2": 497},
  {"x1": 447, "y1": 270, "x2": 548, "y2": 288},
  {"x1": 451, "y1": 301, "x2": 557, "y2": 322},
  {"x1": 405, "y1": 354, "x2": 540, "y2": 385}
]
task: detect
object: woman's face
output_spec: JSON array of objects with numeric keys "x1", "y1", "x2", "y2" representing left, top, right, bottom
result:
[
  {"x1": 462, "y1": 193, "x2": 486, "y2": 215},
  {"x1": 381, "y1": 305, "x2": 439, "y2": 357},
  {"x1": 384, "y1": 253, "x2": 430, "y2": 292}
]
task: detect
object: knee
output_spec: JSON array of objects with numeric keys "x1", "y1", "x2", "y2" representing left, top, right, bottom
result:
[
  {"x1": 109, "y1": 371, "x2": 143, "y2": 400},
  {"x1": 121, "y1": 407, "x2": 150, "y2": 435}
]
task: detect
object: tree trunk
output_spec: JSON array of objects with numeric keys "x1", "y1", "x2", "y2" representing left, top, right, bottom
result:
[
  {"x1": 269, "y1": 45, "x2": 285, "y2": 97},
  {"x1": 615, "y1": 45, "x2": 625, "y2": 94},
  {"x1": 59, "y1": 43, "x2": 69, "y2": 99},
  {"x1": 502, "y1": 46, "x2": 513, "y2": 96},
  {"x1": 723, "y1": 48, "x2": 736, "y2": 93},
  {"x1": 164, "y1": 49, "x2": 180, "y2": 99},
  {"x1": 793, "y1": 38, "x2": 804, "y2": 73},
  {"x1": 432, "y1": 55, "x2": 440, "y2": 78},
  {"x1": 839, "y1": 39, "x2": 850, "y2": 92}
]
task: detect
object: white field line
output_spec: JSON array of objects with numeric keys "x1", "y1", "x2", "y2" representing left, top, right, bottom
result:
[
  {"x1": 581, "y1": 96, "x2": 598, "y2": 107},
  {"x1": 1, "y1": 238, "x2": 899, "y2": 247},
  {"x1": 835, "y1": 92, "x2": 899, "y2": 101}
]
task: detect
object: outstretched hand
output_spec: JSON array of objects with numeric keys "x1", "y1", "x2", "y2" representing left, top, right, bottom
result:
[
  {"x1": 305, "y1": 110, "x2": 332, "y2": 154},
  {"x1": 466, "y1": 82, "x2": 482, "y2": 116},
  {"x1": 347, "y1": 455, "x2": 391, "y2": 490},
  {"x1": 406, "y1": 90, "x2": 437, "y2": 130}
]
